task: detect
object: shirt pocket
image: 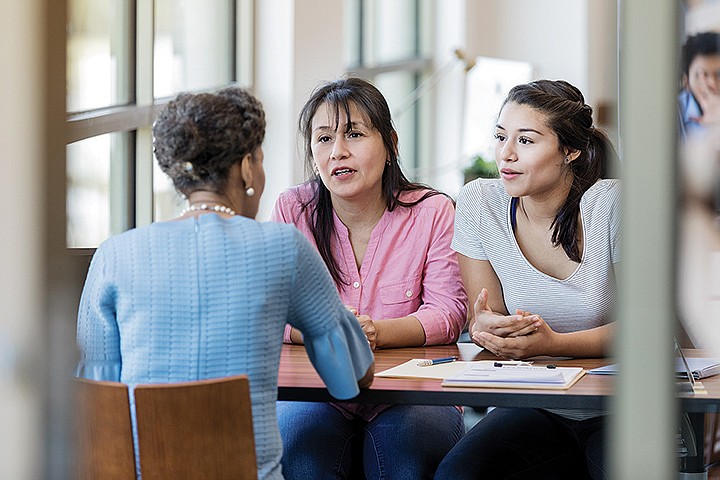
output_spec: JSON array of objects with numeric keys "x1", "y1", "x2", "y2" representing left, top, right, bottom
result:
[{"x1": 378, "y1": 274, "x2": 422, "y2": 306}]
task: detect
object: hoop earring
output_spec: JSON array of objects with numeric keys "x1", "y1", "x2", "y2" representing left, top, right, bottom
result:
[
  {"x1": 564, "y1": 156, "x2": 571, "y2": 164},
  {"x1": 245, "y1": 187, "x2": 255, "y2": 197}
]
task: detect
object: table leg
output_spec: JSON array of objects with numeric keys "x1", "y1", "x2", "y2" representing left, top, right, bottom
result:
[{"x1": 679, "y1": 412, "x2": 708, "y2": 480}]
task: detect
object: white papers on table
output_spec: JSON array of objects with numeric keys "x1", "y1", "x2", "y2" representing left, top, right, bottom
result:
[
  {"x1": 374, "y1": 359, "x2": 470, "y2": 379},
  {"x1": 441, "y1": 363, "x2": 585, "y2": 390},
  {"x1": 375, "y1": 359, "x2": 585, "y2": 389}
]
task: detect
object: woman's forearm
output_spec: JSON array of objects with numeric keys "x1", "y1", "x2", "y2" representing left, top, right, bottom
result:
[
  {"x1": 549, "y1": 322, "x2": 615, "y2": 358},
  {"x1": 375, "y1": 315, "x2": 426, "y2": 348}
]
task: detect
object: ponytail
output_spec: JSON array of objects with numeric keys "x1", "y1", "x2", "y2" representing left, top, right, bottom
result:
[
  {"x1": 504, "y1": 80, "x2": 619, "y2": 262},
  {"x1": 552, "y1": 129, "x2": 618, "y2": 261}
]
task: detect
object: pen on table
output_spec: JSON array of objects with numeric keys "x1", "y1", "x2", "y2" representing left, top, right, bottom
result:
[
  {"x1": 493, "y1": 361, "x2": 534, "y2": 367},
  {"x1": 417, "y1": 356, "x2": 458, "y2": 367}
]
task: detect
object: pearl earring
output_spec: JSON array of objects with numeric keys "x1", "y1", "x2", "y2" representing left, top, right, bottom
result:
[{"x1": 245, "y1": 187, "x2": 255, "y2": 197}]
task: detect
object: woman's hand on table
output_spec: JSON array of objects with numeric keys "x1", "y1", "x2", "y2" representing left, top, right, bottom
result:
[
  {"x1": 347, "y1": 305, "x2": 378, "y2": 351},
  {"x1": 472, "y1": 318, "x2": 559, "y2": 359},
  {"x1": 470, "y1": 288, "x2": 541, "y2": 338},
  {"x1": 357, "y1": 315, "x2": 377, "y2": 350}
]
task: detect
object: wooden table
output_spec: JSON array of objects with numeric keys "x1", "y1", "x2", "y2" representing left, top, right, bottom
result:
[
  {"x1": 279, "y1": 342, "x2": 615, "y2": 409},
  {"x1": 278, "y1": 343, "x2": 720, "y2": 475},
  {"x1": 279, "y1": 343, "x2": 720, "y2": 410}
]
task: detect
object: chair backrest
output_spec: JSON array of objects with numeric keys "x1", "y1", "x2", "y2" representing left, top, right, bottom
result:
[
  {"x1": 134, "y1": 374, "x2": 257, "y2": 480},
  {"x1": 73, "y1": 378, "x2": 136, "y2": 480}
]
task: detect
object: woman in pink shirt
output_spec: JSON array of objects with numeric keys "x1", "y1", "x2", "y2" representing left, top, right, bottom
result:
[{"x1": 272, "y1": 77, "x2": 466, "y2": 480}]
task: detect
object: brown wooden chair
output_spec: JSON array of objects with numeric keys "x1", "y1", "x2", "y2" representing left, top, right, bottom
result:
[
  {"x1": 134, "y1": 374, "x2": 257, "y2": 480},
  {"x1": 73, "y1": 378, "x2": 136, "y2": 480}
]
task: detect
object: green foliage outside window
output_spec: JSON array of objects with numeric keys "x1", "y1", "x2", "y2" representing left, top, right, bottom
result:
[{"x1": 463, "y1": 154, "x2": 498, "y2": 183}]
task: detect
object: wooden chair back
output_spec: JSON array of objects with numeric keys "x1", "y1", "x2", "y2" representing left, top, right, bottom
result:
[
  {"x1": 134, "y1": 374, "x2": 257, "y2": 480},
  {"x1": 73, "y1": 378, "x2": 136, "y2": 480}
]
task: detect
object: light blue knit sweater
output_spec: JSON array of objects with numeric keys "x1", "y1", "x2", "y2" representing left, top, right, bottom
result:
[{"x1": 76, "y1": 213, "x2": 373, "y2": 480}]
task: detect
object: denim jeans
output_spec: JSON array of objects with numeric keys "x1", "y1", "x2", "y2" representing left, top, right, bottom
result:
[
  {"x1": 277, "y1": 401, "x2": 464, "y2": 480},
  {"x1": 434, "y1": 407, "x2": 607, "y2": 480}
]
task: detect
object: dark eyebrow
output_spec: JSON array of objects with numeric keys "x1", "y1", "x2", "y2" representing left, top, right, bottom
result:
[
  {"x1": 348, "y1": 121, "x2": 369, "y2": 129},
  {"x1": 313, "y1": 120, "x2": 369, "y2": 133},
  {"x1": 519, "y1": 128, "x2": 544, "y2": 135},
  {"x1": 495, "y1": 124, "x2": 544, "y2": 135}
]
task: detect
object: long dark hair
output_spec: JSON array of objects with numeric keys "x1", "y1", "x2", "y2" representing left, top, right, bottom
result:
[
  {"x1": 298, "y1": 77, "x2": 440, "y2": 285},
  {"x1": 502, "y1": 79, "x2": 619, "y2": 262}
]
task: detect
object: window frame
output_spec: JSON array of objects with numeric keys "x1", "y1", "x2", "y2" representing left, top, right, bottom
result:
[
  {"x1": 345, "y1": 0, "x2": 432, "y2": 183},
  {"x1": 65, "y1": 0, "x2": 252, "y2": 249}
]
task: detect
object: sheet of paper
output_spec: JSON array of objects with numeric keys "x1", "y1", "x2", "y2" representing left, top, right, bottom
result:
[
  {"x1": 376, "y1": 359, "x2": 552, "y2": 380},
  {"x1": 374, "y1": 359, "x2": 471, "y2": 379},
  {"x1": 442, "y1": 363, "x2": 585, "y2": 390},
  {"x1": 447, "y1": 364, "x2": 567, "y2": 384}
]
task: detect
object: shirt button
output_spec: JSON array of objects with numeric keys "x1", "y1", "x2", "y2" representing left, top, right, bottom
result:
[
  {"x1": 353, "y1": 281, "x2": 360, "y2": 288},
  {"x1": 405, "y1": 290, "x2": 413, "y2": 297}
]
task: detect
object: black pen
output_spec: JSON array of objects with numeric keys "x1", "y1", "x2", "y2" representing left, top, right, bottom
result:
[{"x1": 417, "y1": 356, "x2": 459, "y2": 367}]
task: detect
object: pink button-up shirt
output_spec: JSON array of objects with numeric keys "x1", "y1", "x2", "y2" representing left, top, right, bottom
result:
[{"x1": 270, "y1": 183, "x2": 467, "y2": 346}]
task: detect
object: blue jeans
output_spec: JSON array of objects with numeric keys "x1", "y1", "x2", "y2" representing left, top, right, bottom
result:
[
  {"x1": 278, "y1": 401, "x2": 464, "y2": 480},
  {"x1": 434, "y1": 407, "x2": 607, "y2": 480}
]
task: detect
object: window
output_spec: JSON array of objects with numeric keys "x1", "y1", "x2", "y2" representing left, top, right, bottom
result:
[
  {"x1": 66, "y1": 0, "x2": 252, "y2": 248},
  {"x1": 345, "y1": 0, "x2": 431, "y2": 182},
  {"x1": 67, "y1": 0, "x2": 132, "y2": 112},
  {"x1": 66, "y1": 132, "x2": 132, "y2": 248},
  {"x1": 153, "y1": 0, "x2": 235, "y2": 99}
]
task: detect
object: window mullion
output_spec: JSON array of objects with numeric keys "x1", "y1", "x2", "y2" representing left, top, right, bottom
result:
[
  {"x1": 236, "y1": 0, "x2": 254, "y2": 87},
  {"x1": 135, "y1": 0, "x2": 155, "y2": 227}
]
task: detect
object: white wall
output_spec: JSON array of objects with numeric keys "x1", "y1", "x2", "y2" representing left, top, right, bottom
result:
[
  {"x1": 0, "y1": 1, "x2": 71, "y2": 478},
  {"x1": 464, "y1": 0, "x2": 619, "y2": 113},
  {"x1": 430, "y1": 0, "x2": 469, "y2": 197},
  {"x1": 466, "y1": 0, "x2": 619, "y2": 114},
  {"x1": 254, "y1": 0, "x2": 296, "y2": 220},
  {"x1": 433, "y1": 0, "x2": 618, "y2": 195},
  {"x1": 465, "y1": 0, "x2": 589, "y2": 97},
  {"x1": 254, "y1": 0, "x2": 346, "y2": 220},
  {"x1": 0, "y1": 2, "x2": 44, "y2": 476}
]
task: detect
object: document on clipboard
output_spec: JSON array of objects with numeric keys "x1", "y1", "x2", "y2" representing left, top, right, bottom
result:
[{"x1": 441, "y1": 363, "x2": 585, "y2": 390}]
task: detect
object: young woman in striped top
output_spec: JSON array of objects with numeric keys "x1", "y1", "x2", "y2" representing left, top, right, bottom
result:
[{"x1": 435, "y1": 80, "x2": 620, "y2": 480}]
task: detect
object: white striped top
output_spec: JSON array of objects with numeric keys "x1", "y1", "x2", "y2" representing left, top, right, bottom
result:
[
  {"x1": 452, "y1": 178, "x2": 620, "y2": 420},
  {"x1": 453, "y1": 178, "x2": 620, "y2": 333}
]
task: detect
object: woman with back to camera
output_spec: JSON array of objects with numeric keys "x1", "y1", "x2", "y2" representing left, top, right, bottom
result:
[
  {"x1": 271, "y1": 77, "x2": 467, "y2": 480},
  {"x1": 75, "y1": 86, "x2": 374, "y2": 480},
  {"x1": 435, "y1": 80, "x2": 620, "y2": 480}
]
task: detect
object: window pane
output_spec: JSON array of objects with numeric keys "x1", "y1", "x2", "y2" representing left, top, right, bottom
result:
[
  {"x1": 344, "y1": 0, "x2": 362, "y2": 66},
  {"x1": 67, "y1": 0, "x2": 132, "y2": 112},
  {"x1": 365, "y1": 0, "x2": 418, "y2": 65},
  {"x1": 67, "y1": 133, "x2": 130, "y2": 248},
  {"x1": 154, "y1": 0, "x2": 234, "y2": 98},
  {"x1": 374, "y1": 72, "x2": 419, "y2": 177},
  {"x1": 153, "y1": 162, "x2": 185, "y2": 222}
]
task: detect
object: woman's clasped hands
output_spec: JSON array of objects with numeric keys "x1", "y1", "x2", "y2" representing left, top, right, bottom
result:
[
  {"x1": 346, "y1": 305, "x2": 377, "y2": 350},
  {"x1": 469, "y1": 288, "x2": 557, "y2": 359}
]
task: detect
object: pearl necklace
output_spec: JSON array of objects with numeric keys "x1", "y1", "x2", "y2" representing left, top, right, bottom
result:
[{"x1": 181, "y1": 203, "x2": 237, "y2": 216}]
